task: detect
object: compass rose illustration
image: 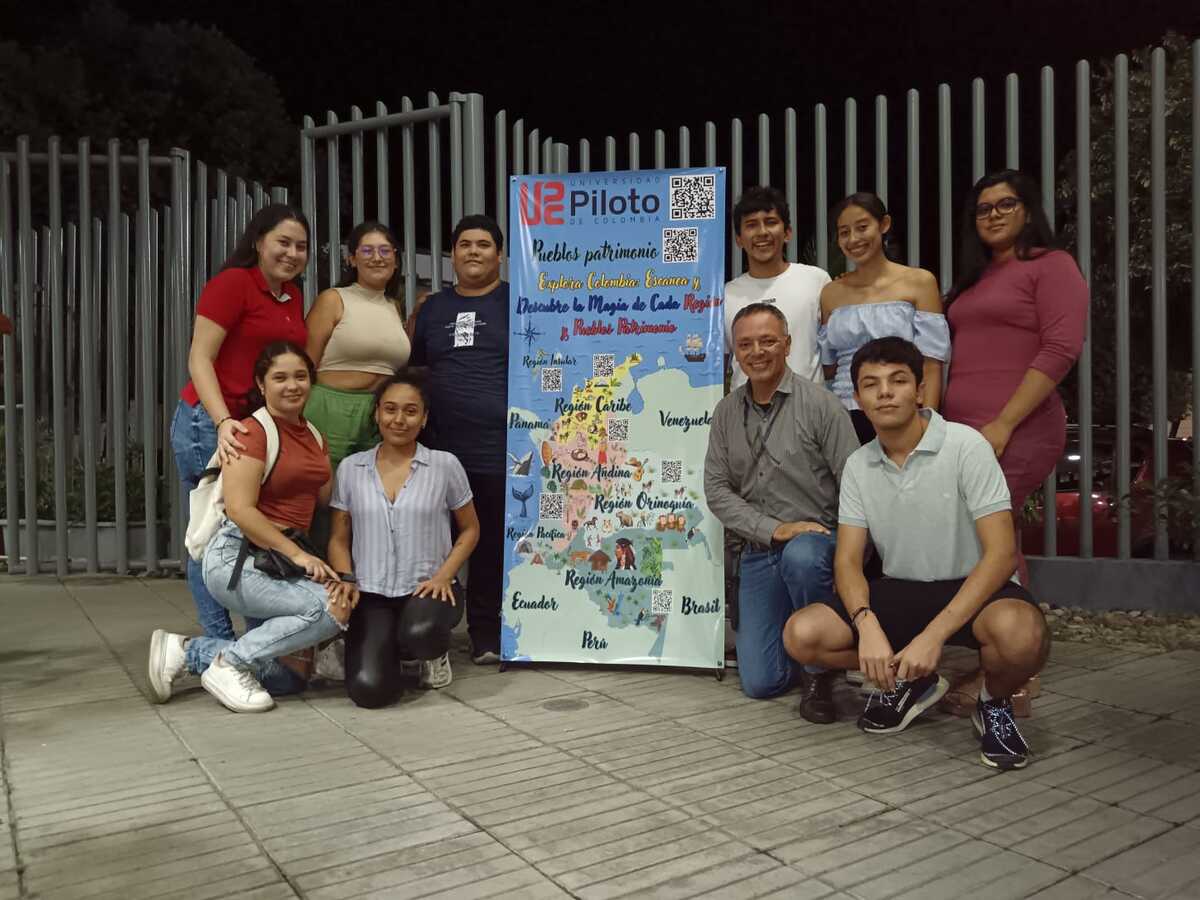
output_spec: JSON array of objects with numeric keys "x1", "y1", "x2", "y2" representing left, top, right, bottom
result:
[{"x1": 516, "y1": 322, "x2": 543, "y2": 350}]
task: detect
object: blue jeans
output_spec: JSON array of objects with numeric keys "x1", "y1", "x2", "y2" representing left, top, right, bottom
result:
[
  {"x1": 169, "y1": 400, "x2": 303, "y2": 694},
  {"x1": 202, "y1": 521, "x2": 343, "y2": 670},
  {"x1": 736, "y1": 532, "x2": 836, "y2": 699}
]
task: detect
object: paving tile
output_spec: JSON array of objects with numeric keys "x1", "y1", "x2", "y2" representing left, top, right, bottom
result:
[
  {"x1": 1083, "y1": 825, "x2": 1200, "y2": 898},
  {"x1": 1026, "y1": 874, "x2": 1141, "y2": 899}
]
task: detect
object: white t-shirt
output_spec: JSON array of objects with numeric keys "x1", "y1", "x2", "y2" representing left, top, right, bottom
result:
[{"x1": 723, "y1": 262, "x2": 831, "y2": 389}]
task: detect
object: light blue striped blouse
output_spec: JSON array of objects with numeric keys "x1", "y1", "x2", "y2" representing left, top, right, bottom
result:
[
  {"x1": 331, "y1": 443, "x2": 473, "y2": 597},
  {"x1": 817, "y1": 301, "x2": 951, "y2": 410}
]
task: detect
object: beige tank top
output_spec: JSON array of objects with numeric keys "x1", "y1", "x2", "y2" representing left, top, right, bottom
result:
[{"x1": 318, "y1": 282, "x2": 411, "y2": 375}]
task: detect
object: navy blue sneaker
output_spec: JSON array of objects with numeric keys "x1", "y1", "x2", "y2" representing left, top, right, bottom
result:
[
  {"x1": 972, "y1": 695, "x2": 1031, "y2": 769},
  {"x1": 857, "y1": 673, "x2": 948, "y2": 734}
]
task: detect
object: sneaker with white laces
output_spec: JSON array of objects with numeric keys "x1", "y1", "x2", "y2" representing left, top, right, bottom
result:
[
  {"x1": 857, "y1": 673, "x2": 949, "y2": 734},
  {"x1": 419, "y1": 653, "x2": 453, "y2": 689},
  {"x1": 972, "y1": 695, "x2": 1031, "y2": 769},
  {"x1": 201, "y1": 655, "x2": 275, "y2": 713},
  {"x1": 148, "y1": 630, "x2": 188, "y2": 703}
]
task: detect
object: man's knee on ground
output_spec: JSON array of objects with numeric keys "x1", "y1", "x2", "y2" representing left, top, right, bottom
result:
[
  {"x1": 977, "y1": 599, "x2": 1050, "y2": 670},
  {"x1": 738, "y1": 667, "x2": 791, "y2": 700},
  {"x1": 778, "y1": 532, "x2": 833, "y2": 575}
]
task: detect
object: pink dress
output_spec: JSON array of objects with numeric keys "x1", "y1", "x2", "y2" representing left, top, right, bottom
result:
[{"x1": 942, "y1": 250, "x2": 1088, "y2": 510}]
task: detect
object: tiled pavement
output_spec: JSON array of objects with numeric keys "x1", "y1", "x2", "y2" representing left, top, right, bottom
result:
[{"x1": 1, "y1": 576, "x2": 1198, "y2": 900}]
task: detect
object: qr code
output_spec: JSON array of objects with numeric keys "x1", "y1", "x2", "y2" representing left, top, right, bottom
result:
[
  {"x1": 606, "y1": 418, "x2": 629, "y2": 441},
  {"x1": 669, "y1": 173, "x2": 717, "y2": 220},
  {"x1": 592, "y1": 353, "x2": 614, "y2": 379},
  {"x1": 541, "y1": 367, "x2": 562, "y2": 393},
  {"x1": 651, "y1": 589, "x2": 673, "y2": 615},
  {"x1": 661, "y1": 460, "x2": 682, "y2": 483},
  {"x1": 662, "y1": 227, "x2": 699, "y2": 264},
  {"x1": 539, "y1": 492, "x2": 565, "y2": 521}
]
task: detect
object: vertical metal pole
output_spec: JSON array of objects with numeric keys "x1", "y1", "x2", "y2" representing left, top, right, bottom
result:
[
  {"x1": 271, "y1": 187, "x2": 287, "y2": 204},
  {"x1": 704, "y1": 122, "x2": 716, "y2": 168},
  {"x1": 0, "y1": 160, "x2": 18, "y2": 565},
  {"x1": 542, "y1": 137, "x2": 552, "y2": 173},
  {"x1": 605, "y1": 135, "x2": 617, "y2": 171},
  {"x1": 495, "y1": 110, "x2": 507, "y2": 264},
  {"x1": 874, "y1": 95, "x2": 887, "y2": 204},
  {"x1": 815, "y1": 105, "x2": 828, "y2": 272},
  {"x1": 401, "y1": 96, "x2": 417, "y2": 312},
  {"x1": 785, "y1": 108, "x2": 798, "y2": 263},
  {"x1": 757, "y1": 114, "x2": 769, "y2": 186},
  {"x1": 1150, "y1": 48, "x2": 1169, "y2": 560},
  {"x1": 1114, "y1": 54, "x2": 1131, "y2": 558},
  {"x1": 252, "y1": 182, "x2": 266, "y2": 212},
  {"x1": 512, "y1": 119, "x2": 525, "y2": 177},
  {"x1": 579, "y1": 137, "x2": 591, "y2": 173},
  {"x1": 299, "y1": 117, "x2": 317, "y2": 307},
  {"x1": 463, "y1": 93, "x2": 486, "y2": 215},
  {"x1": 350, "y1": 105, "x2": 364, "y2": 224},
  {"x1": 108, "y1": 140, "x2": 127, "y2": 572},
  {"x1": 730, "y1": 119, "x2": 742, "y2": 278},
  {"x1": 555, "y1": 143, "x2": 569, "y2": 175},
  {"x1": 376, "y1": 101, "x2": 390, "y2": 225},
  {"x1": 528, "y1": 129, "x2": 540, "y2": 175},
  {"x1": 326, "y1": 111, "x2": 341, "y2": 288},
  {"x1": 845, "y1": 98, "x2": 857, "y2": 196},
  {"x1": 449, "y1": 96, "x2": 464, "y2": 224},
  {"x1": 48, "y1": 138, "x2": 68, "y2": 575},
  {"x1": 213, "y1": 169, "x2": 228, "y2": 274},
  {"x1": 906, "y1": 90, "x2": 919, "y2": 266},
  {"x1": 235, "y1": 177, "x2": 249, "y2": 233},
  {"x1": 1076, "y1": 60, "x2": 1094, "y2": 559},
  {"x1": 138, "y1": 140, "x2": 158, "y2": 572},
  {"x1": 193, "y1": 161, "x2": 208, "y2": 303},
  {"x1": 1193, "y1": 40, "x2": 1200, "y2": 561},
  {"x1": 628, "y1": 133, "x2": 640, "y2": 171},
  {"x1": 654, "y1": 130, "x2": 666, "y2": 170},
  {"x1": 972, "y1": 78, "x2": 986, "y2": 182},
  {"x1": 1006, "y1": 73, "x2": 1020, "y2": 169},
  {"x1": 678, "y1": 127, "x2": 689, "y2": 168},
  {"x1": 1039, "y1": 67, "x2": 1057, "y2": 557},
  {"x1": 938, "y1": 86, "x2": 953, "y2": 293},
  {"x1": 16, "y1": 138, "x2": 38, "y2": 573},
  {"x1": 430, "y1": 94, "x2": 444, "y2": 291}
]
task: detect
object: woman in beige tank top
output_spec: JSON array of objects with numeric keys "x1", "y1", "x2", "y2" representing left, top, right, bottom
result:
[{"x1": 304, "y1": 221, "x2": 412, "y2": 468}]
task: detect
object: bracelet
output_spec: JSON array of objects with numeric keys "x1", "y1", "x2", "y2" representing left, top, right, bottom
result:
[
  {"x1": 216, "y1": 415, "x2": 232, "y2": 429},
  {"x1": 849, "y1": 607, "x2": 872, "y2": 635}
]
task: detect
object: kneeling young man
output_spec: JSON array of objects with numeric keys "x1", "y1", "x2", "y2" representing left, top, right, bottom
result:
[{"x1": 783, "y1": 337, "x2": 1049, "y2": 769}]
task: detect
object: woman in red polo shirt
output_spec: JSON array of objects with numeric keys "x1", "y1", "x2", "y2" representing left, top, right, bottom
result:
[{"x1": 170, "y1": 204, "x2": 311, "y2": 685}]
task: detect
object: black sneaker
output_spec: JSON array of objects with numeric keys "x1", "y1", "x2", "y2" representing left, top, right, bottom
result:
[
  {"x1": 972, "y1": 695, "x2": 1030, "y2": 769},
  {"x1": 857, "y1": 673, "x2": 948, "y2": 734},
  {"x1": 798, "y1": 671, "x2": 837, "y2": 724}
]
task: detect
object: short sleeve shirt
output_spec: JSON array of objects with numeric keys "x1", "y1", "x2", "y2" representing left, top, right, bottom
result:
[
  {"x1": 838, "y1": 409, "x2": 1012, "y2": 581},
  {"x1": 180, "y1": 267, "x2": 307, "y2": 418},
  {"x1": 331, "y1": 443, "x2": 473, "y2": 597},
  {"x1": 239, "y1": 414, "x2": 330, "y2": 531}
]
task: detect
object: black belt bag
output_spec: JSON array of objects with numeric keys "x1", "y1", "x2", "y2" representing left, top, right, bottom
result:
[{"x1": 227, "y1": 528, "x2": 321, "y2": 591}]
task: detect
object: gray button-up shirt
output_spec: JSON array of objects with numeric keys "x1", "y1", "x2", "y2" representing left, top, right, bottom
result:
[{"x1": 704, "y1": 368, "x2": 858, "y2": 546}]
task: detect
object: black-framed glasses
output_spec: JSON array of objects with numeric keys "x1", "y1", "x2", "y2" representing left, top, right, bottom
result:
[
  {"x1": 974, "y1": 197, "x2": 1022, "y2": 219},
  {"x1": 356, "y1": 245, "x2": 395, "y2": 259}
]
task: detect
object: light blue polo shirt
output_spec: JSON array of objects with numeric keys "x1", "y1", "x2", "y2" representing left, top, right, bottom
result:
[{"x1": 838, "y1": 409, "x2": 1012, "y2": 581}]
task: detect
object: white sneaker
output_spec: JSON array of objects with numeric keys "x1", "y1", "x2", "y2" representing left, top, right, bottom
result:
[
  {"x1": 148, "y1": 630, "x2": 188, "y2": 703},
  {"x1": 201, "y1": 655, "x2": 275, "y2": 713},
  {"x1": 314, "y1": 639, "x2": 345, "y2": 681},
  {"x1": 419, "y1": 653, "x2": 453, "y2": 689}
]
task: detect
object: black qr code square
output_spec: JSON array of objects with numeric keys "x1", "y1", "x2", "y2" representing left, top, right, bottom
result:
[
  {"x1": 540, "y1": 367, "x2": 562, "y2": 393},
  {"x1": 592, "y1": 354, "x2": 615, "y2": 379},
  {"x1": 539, "y1": 492, "x2": 565, "y2": 522},
  {"x1": 669, "y1": 173, "x2": 717, "y2": 220},
  {"x1": 651, "y1": 589, "x2": 673, "y2": 615},
  {"x1": 662, "y1": 227, "x2": 699, "y2": 264},
  {"x1": 606, "y1": 418, "x2": 629, "y2": 442},
  {"x1": 661, "y1": 460, "x2": 682, "y2": 483}
]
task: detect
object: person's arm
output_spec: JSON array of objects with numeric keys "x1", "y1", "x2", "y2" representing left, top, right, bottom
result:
[
  {"x1": 327, "y1": 509, "x2": 353, "y2": 575},
  {"x1": 304, "y1": 289, "x2": 344, "y2": 370},
  {"x1": 189, "y1": 316, "x2": 250, "y2": 464},
  {"x1": 980, "y1": 253, "x2": 1088, "y2": 456},
  {"x1": 414, "y1": 501, "x2": 480, "y2": 604},
  {"x1": 703, "y1": 403, "x2": 783, "y2": 546},
  {"x1": 911, "y1": 270, "x2": 946, "y2": 411},
  {"x1": 834, "y1": 521, "x2": 895, "y2": 689}
]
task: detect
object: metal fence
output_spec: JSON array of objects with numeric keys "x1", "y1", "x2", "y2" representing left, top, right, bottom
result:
[{"x1": 2, "y1": 38, "x2": 1197, "y2": 576}]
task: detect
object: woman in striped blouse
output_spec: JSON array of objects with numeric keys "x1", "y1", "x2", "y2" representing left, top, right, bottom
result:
[{"x1": 327, "y1": 371, "x2": 480, "y2": 708}]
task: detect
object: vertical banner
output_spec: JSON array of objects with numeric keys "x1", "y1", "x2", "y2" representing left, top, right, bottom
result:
[{"x1": 502, "y1": 168, "x2": 726, "y2": 668}]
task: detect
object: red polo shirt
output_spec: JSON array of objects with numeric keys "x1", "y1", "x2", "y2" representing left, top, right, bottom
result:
[{"x1": 180, "y1": 267, "x2": 307, "y2": 419}]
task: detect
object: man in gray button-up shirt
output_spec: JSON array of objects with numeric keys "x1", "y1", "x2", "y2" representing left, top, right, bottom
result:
[{"x1": 705, "y1": 303, "x2": 858, "y2": 715}]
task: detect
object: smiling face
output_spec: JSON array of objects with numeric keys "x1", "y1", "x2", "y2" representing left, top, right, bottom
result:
[
  {"x1": 735, "y1": 209, "x2": 792, "y2": 272},
  {"x1": 836, "y1": 205, "x2": 890, "y2": 265},
  {"x1": 453, "y1": 228, "x2": 502, "y2": 290},
  {"x1": 854, "y1": 360, "x2": 925, "y2": 431},
  {"x1": 974, "y1": 182, "x2": 1028, "y2": 255},
  {"x1": 732, "y1": 310, "x2": 791, "y2": 391},
  {"x1": 258, "y1": 352, "x2": 312, "y2": 418},
  {"x1": 255, "y1": 218, "x2": 309, "y2": 290},
  {"x1": 350, "y1": 230, "x2": 397, "y2": 291},
  {"x1": 375, "y1": 382, "x2": 428, "y2": 449}
]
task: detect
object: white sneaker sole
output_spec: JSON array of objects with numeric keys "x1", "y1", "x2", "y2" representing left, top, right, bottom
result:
[
  {"x1": 148, "y1": 629, "x2": 174, "y2": 703},
  {"x1": 200, "y1": 669, "x2": 275, "y2": 713},
  {"x1": 860, "y1": 676, "x2": 949, "y2": 735}
]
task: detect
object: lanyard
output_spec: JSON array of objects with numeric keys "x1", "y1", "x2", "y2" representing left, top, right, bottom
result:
[{"x1": 742, "y1": 390, "x2": 788, "y2": 464}]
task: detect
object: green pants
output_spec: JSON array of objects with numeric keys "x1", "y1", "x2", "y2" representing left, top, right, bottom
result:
[{"x1": 304, "y1": 383, "x2": 379, "y2": 468}]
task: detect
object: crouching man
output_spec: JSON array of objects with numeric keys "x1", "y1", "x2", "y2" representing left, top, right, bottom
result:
[{"x1": 783, "y1": 337, "x2": 1049, "y2": 769}]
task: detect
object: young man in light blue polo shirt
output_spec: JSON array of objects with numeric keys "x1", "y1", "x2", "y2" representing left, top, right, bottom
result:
[{"x1": 783, "y1": 337, "x2": 1050, "y2": 770}]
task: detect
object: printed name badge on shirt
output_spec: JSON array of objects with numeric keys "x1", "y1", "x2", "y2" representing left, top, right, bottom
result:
[{"x1": 454, "y1": 311, "x2": 476, "y2": 348}]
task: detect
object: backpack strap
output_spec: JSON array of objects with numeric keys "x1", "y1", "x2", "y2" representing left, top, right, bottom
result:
[
  {"x1": 305, "y1": 419, "x2": 325, "y2": 449},
  {"x1": 251, "y1": 407, "x2": 282, "y2": 484}
]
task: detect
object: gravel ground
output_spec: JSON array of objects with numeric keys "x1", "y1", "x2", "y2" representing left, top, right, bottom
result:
[{"x1": 1040, "y1": 602, "x2": 1200, "y2": 652}]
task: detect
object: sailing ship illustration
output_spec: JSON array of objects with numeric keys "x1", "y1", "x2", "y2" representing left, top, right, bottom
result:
[{"x1": 681, "y1": 333, "x2": 706, "y2": 362}]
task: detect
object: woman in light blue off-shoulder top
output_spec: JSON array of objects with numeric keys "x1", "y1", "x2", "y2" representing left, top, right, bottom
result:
[{"x1": 817, "y1": 193, "x2": 950, "y2": 443}]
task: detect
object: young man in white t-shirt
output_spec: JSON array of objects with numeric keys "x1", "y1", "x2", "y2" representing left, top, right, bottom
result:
[{"x1": 723, "y1": 186, "x2": 831, "y2": 387}]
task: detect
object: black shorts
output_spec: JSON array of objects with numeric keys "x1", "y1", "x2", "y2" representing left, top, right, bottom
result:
[{"x1": 820, "y1": 578, "x2": 1039, "y2": 650}]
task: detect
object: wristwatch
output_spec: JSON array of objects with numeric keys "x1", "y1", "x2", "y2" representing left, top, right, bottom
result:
[{"x1": 337, "y1": 572, "x2": 356, "y2": 583}]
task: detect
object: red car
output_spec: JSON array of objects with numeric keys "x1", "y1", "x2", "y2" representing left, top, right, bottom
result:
[{"x1": 1021, "y1": 426, "x2": 1193, "y2": 558}]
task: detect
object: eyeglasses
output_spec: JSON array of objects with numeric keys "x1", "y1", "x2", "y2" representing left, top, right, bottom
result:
[
  {"x1": 974, "y1": 197, "x2": 1022, "y2": 219},
  {"x1": 355, "y1": 245, "x2": 395, "y2": 259}
]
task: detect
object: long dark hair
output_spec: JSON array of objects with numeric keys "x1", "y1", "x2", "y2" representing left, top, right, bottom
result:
[
  {"x1": 946, "y1": 170, "x2": 1056, "y2": 303},
  {"x1": 830, "y1": 191, "x2": 901, "y2": 263},
  {"x1": 245, "y1": 341, "x2": 316, "y2": 412},
  {"x1": 220, "y1": 204, "x2": 311, "y2": 273},
  {"x1": 338, "y1": 220, "x2": 403, "y2": 298}
]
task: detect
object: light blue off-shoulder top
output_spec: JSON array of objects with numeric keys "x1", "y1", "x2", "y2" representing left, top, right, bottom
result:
[{"x1": 817, "y1": 301, "x2": 950, "y2": 409}]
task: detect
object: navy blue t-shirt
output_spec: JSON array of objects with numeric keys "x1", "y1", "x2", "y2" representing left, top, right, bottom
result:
[{"x1": 411, "y1": 282, "x2": 509, "y2": 475}]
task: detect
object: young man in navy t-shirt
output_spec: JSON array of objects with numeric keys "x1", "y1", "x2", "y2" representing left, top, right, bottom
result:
[{"x1": 411, "y1": 215, "x2": 509, "y2": 662}]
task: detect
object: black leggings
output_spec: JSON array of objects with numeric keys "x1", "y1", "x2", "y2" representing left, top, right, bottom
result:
[{"x1": 344, "y1": 591, "x2": 464, "y2": 709}]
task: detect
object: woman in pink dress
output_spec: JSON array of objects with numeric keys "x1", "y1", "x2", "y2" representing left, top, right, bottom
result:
[{"x1": 943, "y1": 169, "x2": 1088, "y2": 585}]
